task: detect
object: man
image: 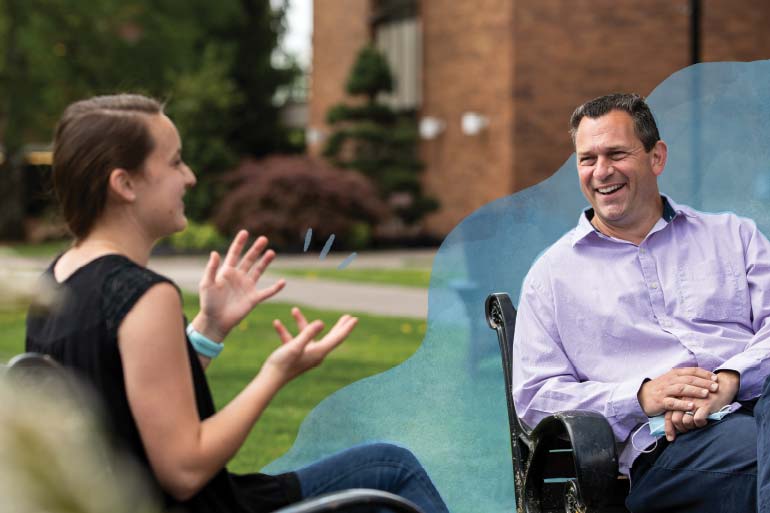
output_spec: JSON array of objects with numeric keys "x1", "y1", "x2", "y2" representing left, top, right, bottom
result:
[{"x1": 512, "y1": 93, "x2": 770, "y2": 512}]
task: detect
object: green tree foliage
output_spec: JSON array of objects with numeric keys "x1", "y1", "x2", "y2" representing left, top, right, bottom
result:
[
  {"x1": 0, "y1": 0, "x2": 298, "y2": 237},
  {"x1": 323, "y1": 45, "x2": 437, "y2": 229}
]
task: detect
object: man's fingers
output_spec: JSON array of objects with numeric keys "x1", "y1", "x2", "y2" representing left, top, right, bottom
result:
[
  {"x1": 692, "y1": 407, "x2": 709, "y2": 428},
  {"x1": 664, "y1": 411, "x2": 675, "y2": 441},
  {"x1": 664, "y1": 383, "x2": 711, "y2": 398},
  {"x1": 273, "y1": 319, "x2": 293, "y2": 344},
  {"x1": 224, "y1": 230, "x2": 248, "y2": 268},
  {"x1": 662, "y1": 397, "x2": 694, "y2": 411},
  {"x1": 674, "y1": 375, "x2": 719, "y2": 391},
  {"x1": 681, "y1": 409, "x2": 696, "y2": 430},
  {"x1": 674, "y1": 367, "x2": 718, "y2": 382},
  {"x1": 670, "y1": 410, "x2": 688, "y2": 434}
]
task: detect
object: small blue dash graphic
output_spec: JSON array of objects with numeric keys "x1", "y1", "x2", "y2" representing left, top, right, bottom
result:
[
  {"x1": 337, "y1": 252, "x2": 357, "y2": 270},
  {"x1": 303, "y1": 228, "x2": 313, "y2": 252},
  {"x1": 319, "y1": 234, "x2": 335, "y2": 260}
]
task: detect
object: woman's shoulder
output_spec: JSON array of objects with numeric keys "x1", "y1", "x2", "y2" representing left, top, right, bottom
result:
[
  {"x1": 97, "y1": 255, "x2": 181, "y2": 334},
  {"x1": 101, "y1": 255, "x2": 176, "y2": 294}
]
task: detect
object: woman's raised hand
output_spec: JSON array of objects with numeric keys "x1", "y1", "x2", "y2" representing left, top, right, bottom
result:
[
  {"x1": 265, "y1": 307, "x2": 358, "y2": 383},
  {"x1": 195, "y1": 231, "x2": 285, "y2": 340}
]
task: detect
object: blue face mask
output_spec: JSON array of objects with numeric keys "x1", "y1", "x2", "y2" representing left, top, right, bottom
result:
[{"x1": 632, "y1": 406, "x2": 733, "y2": 453}]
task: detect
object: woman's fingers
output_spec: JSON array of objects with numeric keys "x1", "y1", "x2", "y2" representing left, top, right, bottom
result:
[
  {"x1": 241, "y1": 236, "x2": 270, "y2": 274},
  {"x1": 316, "y1": 315, "x2": 358, "y2": 353},
  {"x1": 291, "y1": 320, "x2": 325, "y2": 351},
  {"x1": 292, "y1": 307, "x2": 309, "y2": 330},
  {"x1": 224, "y1": 230, "x2": 248, "y2": 268},
  {"x1": 253, "y1": 279, "x2": 286, "y2": 303},
  {"x1": 272, "y1": 319, "x2": 293, "y2": 344},
  {"x1": 247, "y1": 248, "x2": 275, "y2": 279},
  {"x1": 201, "y1": 251, "x2": 220, "y2": 287}
]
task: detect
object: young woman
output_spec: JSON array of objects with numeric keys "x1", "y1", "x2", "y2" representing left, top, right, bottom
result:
[{"x1": 25, "y1": 94, "x2": 449, "y2": 513}]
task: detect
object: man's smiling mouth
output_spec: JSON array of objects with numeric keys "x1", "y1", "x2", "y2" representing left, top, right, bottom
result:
[{"x1": 596, "y1": 184, "x2": 625, "y2": 195}]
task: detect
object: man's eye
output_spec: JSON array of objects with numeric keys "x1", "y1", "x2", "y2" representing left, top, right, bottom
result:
[
  {"x1": 580, "y1": 157, "x2": 596, "y2": 165},
  {"x1": 610, "y1": 152, "x2": 626, "y2": 160}
]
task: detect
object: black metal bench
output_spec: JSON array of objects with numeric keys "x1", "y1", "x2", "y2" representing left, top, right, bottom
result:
[
  {"x1": 3, "y1": 352, "x2": 425, "y2": 513},
  {"x1": 485, "y1": 293, "x2": 630, "y2": 513}
]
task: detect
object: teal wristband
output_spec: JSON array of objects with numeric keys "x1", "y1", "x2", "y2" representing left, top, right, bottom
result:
[{"x1": 186, "y1": 324, "x2": 224, "y2": 359}]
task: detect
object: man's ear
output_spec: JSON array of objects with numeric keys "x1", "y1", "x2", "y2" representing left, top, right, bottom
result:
[
  {"x1": 650, "y1": 140, "x2": 668, "y2": 177},
  {"x1": 107, "y1": 168, "x2": 136, "y2": 202}
]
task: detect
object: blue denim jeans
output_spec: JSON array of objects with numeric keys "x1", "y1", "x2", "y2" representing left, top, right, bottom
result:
[{"x1": 294, "y1": 443, "x2": 449, "y2": 513}]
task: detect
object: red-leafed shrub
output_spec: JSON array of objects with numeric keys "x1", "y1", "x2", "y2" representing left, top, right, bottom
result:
[{"x1": 213, "y1": 155, "x2": 387, "y2": 249}]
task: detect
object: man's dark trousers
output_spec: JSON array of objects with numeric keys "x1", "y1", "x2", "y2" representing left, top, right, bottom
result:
[{"x1": 626, "y1": 406, "x2": 760, "y2": 512}]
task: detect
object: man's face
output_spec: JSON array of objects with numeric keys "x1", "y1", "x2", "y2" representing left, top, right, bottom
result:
[{"x1": 574, "y1": 110, "x2": 666, "y2": 235}]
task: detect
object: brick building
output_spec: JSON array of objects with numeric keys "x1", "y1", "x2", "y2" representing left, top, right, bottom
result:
[{"x1": 308, "y1": 0, "x2": 770, "y2": 236}]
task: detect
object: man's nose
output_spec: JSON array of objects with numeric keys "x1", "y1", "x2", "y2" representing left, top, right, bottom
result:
[{"x1": 594, "y1": 156, "x2": 614, "y2": 180}]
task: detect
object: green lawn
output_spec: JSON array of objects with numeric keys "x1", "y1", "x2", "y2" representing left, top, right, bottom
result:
[
  {"x1": 0, "y1": 240, "x2": 69, "y2": 258},
  {"x1": 277, "y1": 267, "x2": 431, "y2": 288},
  {"x1": 0, "y1": 295, "x2": 425, "y2": 472}
]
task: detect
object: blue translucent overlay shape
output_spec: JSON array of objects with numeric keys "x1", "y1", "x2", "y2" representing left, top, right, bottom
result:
[
  {"x1": 264, "y1": 61, "x2": 770, "y2": 513},
  {"x1": 338, "y1": 252, "x2": 357, "y2": 270},
  {"x1": 319, "y1": 234, "x2": 335, "y2": 260}
]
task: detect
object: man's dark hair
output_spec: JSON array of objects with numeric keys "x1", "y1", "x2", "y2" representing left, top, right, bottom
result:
[{"x1": 569, "y1": 93, "x2": 660, "y2": 151}]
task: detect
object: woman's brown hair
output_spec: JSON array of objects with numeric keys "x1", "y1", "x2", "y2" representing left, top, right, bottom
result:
[{"x1": 52, "y1": 94, "x2": 163, "y2": 239}]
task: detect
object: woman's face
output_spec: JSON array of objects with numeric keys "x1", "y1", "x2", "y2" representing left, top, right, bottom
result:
[{"x1": 132, "y1": 114, "x2": 196, "y2": 239}]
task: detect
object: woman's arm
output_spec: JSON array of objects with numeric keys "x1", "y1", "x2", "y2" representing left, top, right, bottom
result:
[{"x1": 119, "y1": 283, "x2": 356, "y2": 501}]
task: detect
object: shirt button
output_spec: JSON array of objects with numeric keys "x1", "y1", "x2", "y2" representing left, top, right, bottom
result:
[
  {"x1": 650, "y1": 282, "x2": 658, "y2": 289},
  {"x1": 640, "y1": 248, "x2": 646, "y2": 254}
]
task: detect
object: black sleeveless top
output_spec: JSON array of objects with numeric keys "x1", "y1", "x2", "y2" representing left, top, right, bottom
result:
[{"x1": 25, "y1": 254, "x2": 301, "y2": 513}]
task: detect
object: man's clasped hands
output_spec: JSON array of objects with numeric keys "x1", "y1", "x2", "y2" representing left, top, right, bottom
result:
[{"x1": 638, "y1": 368, "x2": 741, "y2": 441}]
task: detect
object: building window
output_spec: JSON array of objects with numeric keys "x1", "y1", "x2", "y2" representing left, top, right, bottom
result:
[{"x1": 372, "y1": 0, "x2": 421, "y2": 110}]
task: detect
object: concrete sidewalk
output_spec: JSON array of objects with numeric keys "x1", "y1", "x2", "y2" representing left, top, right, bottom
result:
[{"x1": 1, "y1": 249, "x2": 436, "y2": 319}]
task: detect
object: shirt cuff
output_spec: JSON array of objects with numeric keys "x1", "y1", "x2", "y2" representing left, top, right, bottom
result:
[
  {"x1": 608, "y1": 378, "x2": 649, "y2": 436},
  {"x1": 716, "y1": 355, "x2": 765, "y2": 400}
]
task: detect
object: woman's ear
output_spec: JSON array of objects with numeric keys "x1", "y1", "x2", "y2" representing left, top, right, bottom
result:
[{"x1": 108, "y1": 168, "x2": 136, "y2": 202}]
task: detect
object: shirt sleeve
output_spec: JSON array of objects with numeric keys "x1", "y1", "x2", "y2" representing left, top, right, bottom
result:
[
  {"x1": 512, "y1": 259, "x2": 648, "y2": 443},
  {"x1": 715, "y1": 218, "x2": 770, "y2": 399}
]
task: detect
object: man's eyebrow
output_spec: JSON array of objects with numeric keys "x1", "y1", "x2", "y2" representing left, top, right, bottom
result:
[{"x1": 577, "y1": 145, "x2": 629, "y2": 156}]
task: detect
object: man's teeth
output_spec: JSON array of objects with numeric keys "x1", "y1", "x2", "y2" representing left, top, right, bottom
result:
[{"x1": 598, "y1": 184, "x2": 624, "y2": 194}]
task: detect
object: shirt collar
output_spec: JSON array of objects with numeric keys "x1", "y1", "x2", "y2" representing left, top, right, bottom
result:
[{"x1": 571, "y1": 194, "x2": 691, "y2": 246}]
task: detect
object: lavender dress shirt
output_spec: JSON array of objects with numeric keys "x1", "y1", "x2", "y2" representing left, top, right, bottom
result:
[{"x1": 512, "y1": 195, "x2": 770, "y2": 475}]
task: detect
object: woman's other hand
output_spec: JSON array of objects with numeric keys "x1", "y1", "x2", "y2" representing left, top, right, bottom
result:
[
  {"x1": 266, "y1": 307, "x2": 358, "y2": 383},
  {"x1": 194, "y1": 230, "x2": 285, "y2": 341}
]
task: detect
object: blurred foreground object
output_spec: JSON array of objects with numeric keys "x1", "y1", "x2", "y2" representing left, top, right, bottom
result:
[{"x1": 0, "y1": 355, "x2": 159, "y2": 513}]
